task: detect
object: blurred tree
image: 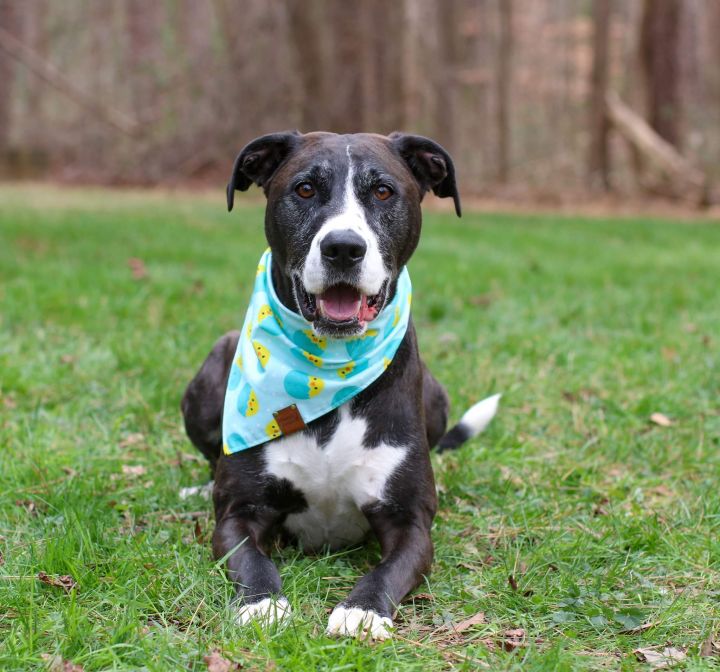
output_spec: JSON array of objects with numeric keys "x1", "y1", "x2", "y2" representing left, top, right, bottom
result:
[
  {"x1": 496, "y1": 0, "x2": 512, "y2": 183},
  {"x1": 436, "y1": 0, "x2": 461, "y2": 154},
  {"x1": 286, "y1": 0, "x2": 328, "y2": 132},
  {"x1": 587, "y1": 0, "x2": 611, "y2": 191},
  {"x1": 639, "y1": 0, "x2": 683, "y2": 148},
  {"x1": 0, "y1": 0, "x2": 20, "y2": 154}
]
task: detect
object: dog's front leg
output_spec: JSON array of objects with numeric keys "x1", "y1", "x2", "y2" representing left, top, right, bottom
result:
[
  {"x1": 326, "y1": 504, "x2": 434, "y2": 640},
  {"x1": 213, "y1": 512, "x2": 290, "y2": 626}
]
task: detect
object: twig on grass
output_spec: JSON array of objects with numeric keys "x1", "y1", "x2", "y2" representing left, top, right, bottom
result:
[{"x1": 393, "y1": 633, "x2": 491, "y2": 668}]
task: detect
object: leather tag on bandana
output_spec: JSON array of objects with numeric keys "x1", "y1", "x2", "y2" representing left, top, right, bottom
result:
[{"x1": 273, "y1": 405, "x2": 306, "y2": 436}]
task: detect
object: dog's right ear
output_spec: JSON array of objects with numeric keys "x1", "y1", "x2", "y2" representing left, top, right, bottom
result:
[{"x1": 227, "y1": 131, "x2": 301, "y2": 211}]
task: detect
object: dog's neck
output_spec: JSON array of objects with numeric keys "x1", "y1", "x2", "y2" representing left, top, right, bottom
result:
[{"x1": 270, "y1": 258, "x2": 297, "y2": 314}]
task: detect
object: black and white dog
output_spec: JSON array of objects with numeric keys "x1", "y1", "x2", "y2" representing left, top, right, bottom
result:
[{"x1": 181, "y1": 131, "x2": 499, "y2": 640}]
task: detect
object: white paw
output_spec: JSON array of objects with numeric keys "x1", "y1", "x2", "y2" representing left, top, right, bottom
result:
[
  {"x1": 178, "y1": 480, "x2": 214, "y2": 500},
  {"x1": 326, "y1": 605, "x2": 393, "y2": 640},
  {"x1": 235, "y1": 597, "x2": 291, "y2": 626}
]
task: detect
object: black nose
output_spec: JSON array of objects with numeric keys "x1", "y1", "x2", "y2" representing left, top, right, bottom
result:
[{"x1": 320, "y1": 229, "x2": 367, "y2": 271}]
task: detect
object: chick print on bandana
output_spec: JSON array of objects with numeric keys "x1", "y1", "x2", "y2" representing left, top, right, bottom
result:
[{"x1": 222, "y1": 249, "x2": 411, "y2": 454}]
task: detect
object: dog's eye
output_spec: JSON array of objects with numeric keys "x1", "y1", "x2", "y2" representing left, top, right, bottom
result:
[
  {"x1": 374, "y1": 184, "x2": 393, "y2": 201},
  {"x1": 295, "y1": 182, "x2": 316, "y2": 199}
]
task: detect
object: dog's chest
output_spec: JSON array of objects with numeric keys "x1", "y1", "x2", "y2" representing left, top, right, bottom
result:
[{"x1": 263, "y1": 405, "x2": 406, "y2": 550}]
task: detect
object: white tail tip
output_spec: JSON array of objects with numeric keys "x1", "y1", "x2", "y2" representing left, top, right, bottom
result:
[{"x1": 459, "y1": 393, "x2": 501, "y2": 437}]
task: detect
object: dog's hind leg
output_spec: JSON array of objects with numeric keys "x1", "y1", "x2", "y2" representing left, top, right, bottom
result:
[
  {"x1": 181, "y1": 330, "x2": 239, "y2": 476},
  {"x1": 421, "y1": 362, "x2": 450, "y2": 449}
]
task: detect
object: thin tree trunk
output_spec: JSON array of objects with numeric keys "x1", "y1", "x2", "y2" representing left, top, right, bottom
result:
[
  {"x1": 400, "y1": 0, "x2": 422, "y2": 133},
  {"x1": 286, "y1": 0, "x2": 328, "y2": 132},
  {"x1": 359, "y1": 0, "x2": 378, "y2": 131},
  {"x1": 0, "y1": 0, "x2": 19, "y2": 153},
  {"x1": 587, "y1": 0, "x2": 612, "y2": 191},
  {"x1": 126, "y1": 0, "x2": 161, "y2": 124},
  {"x1": 496, "y1": 0, "x2": 512, "y2": 183},
  {"x1": 436, "y1": 0, "x2": 461, "y2": 153},
  {"x1": 639, "y1": 0, "x2": 683, "y2": 148}
]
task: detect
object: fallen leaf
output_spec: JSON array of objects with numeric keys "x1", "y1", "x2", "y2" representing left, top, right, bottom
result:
[
  {"x1": 634, "y1": 646, "x2": 686, "y2": 668},
  {"x1": 41, "y1": 654, "x2": 85, "y2": 672},
  {"x1": 194, "y1": 519, "x2": 205, "y2": 544},
  {"x1": 1, "y1": 394, "x2": 17, "y2": 409},
  {"x1": 700, "y1": 636, "x2": 719, "y2": 657},
  {"x1": 119, "y1": 433, "x2": 145, "y2": 448},
  {"x1": 37, "y1": 572, "x2": 77, "y2": 593},
  {"x1": 15, "y1": 499, "x2": 38, "y2": 516},
  {"x1": 121, "y1": 464, "x2": 147, "y2": 476},
  {"x1": 127, "y1": 257, "x2": 148, "y2": 280},
  {"x1": 62, "y1": 466, "x2": 78, "y2": 477},
  {"x1": 661, "y1": 347, "x2": 677, "y2": 362},
  {"x1": 469, "y1": 292, "x2": 495, "y2": 307},
  {"x1": 403, "y1": 592, "x2": 434, "y2": 603},
  {"x1": 508, "y1": 574, "x2": 519, "y2": 591},
  {"x1": 502, "y1": 628, "x2": 526, "y2": 651},
  {"x1": 203, "y1": 650, "x2": 240, "y2": 672},
  {"x1": 451, "y1": 611, "x2": 486, "y2": 633},
  {"x1": 649, "y1": 413, "x2": 673, "y2": 427}
]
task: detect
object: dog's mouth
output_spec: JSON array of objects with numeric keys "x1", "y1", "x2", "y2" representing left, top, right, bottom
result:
[{"x1": 293, "y1": 276, "x2": 389, "y2": 334}]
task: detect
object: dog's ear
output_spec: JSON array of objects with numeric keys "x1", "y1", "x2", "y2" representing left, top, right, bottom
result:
[
  {"x1": 227, "y1": 131, "x2": 301, "y2": 211},
  {"x1": 389, "y1": 133, "x2": 461, "y2": 217}
]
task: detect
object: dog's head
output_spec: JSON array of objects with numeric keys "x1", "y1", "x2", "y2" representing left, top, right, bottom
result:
[{"x1": 227, "y1": 131, "x2": 461, "y2": 337}]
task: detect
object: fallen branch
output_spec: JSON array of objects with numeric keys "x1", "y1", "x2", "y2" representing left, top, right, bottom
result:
[{"x1": 605, "y1": 91, "x2": 710, "y2": 206}]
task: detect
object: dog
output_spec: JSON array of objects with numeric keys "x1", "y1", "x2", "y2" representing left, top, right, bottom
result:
[{"x1": 181, "y1": 131, "x2": 499, "y2": 640}]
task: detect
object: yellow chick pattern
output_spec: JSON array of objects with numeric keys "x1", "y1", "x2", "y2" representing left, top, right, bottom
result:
[
  {"x1": 253, "y1": 340, "x2": 271, "y2": 370},
  {"x1": 265, "y1": 418, "x2": 282, "y2": 439},
  {"x1": 337, "y1": 362, "x2": 355, "y2": 379},
  {"x1": 258, "y1": 304, "x2": 273, "y2": 323},
  {"x1": 301, "y1": 351, "x2": 323, "y2": 367},
  {"x1": 308, "y1": 376, "x2": 324, "y2": 397},
  {"x1": 304, "y1": 330, "x2": 327, "y2": 350}
]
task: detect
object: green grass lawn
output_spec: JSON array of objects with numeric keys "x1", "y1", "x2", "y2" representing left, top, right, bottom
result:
[{"x1": 1, "y1": 185, "x2": 719, "y2": 671}]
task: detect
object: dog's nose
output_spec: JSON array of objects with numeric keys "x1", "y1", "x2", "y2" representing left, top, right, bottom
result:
[{"x1": 320, "y1": 229, "x2": 367, "y2": 271}]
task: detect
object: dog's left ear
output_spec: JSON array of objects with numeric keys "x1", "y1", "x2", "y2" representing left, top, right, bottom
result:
[
  {"x1": 227, "y1": 131, "x2": 301, "y2": 211},
  {"x1": 389, "y1": 133, "x2": 461, "y2": 217}
]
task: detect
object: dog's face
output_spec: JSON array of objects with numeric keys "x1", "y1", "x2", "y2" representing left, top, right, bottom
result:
[{"x1": 227, "y1": 132, "x2": 461, "y2": 337}]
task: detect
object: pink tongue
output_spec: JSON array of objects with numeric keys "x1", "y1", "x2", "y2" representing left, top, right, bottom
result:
[{"x1": 319, "y1": 285, "x2": 362, "y2": 321}]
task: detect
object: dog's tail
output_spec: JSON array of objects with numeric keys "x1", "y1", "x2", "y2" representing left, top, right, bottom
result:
[{"x1": 436, "y1": 393, "x2": 501, "y2": 452}]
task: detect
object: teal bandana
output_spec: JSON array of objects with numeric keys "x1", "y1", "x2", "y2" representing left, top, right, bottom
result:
[{"x1": 222, "y1": 249, "x2": 412, "y2": 454}]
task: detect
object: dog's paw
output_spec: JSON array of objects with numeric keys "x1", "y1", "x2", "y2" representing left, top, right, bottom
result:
[
  {"x1": 235, "y1": 597, "x2": 291, "y2": 627},
  {"x1": 326, "y1": 605, "x2": 393, "y2": 640}
]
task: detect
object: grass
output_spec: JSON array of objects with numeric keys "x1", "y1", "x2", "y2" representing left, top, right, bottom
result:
[{"x1": 1, "y1": 184, "x2": 719, "y2": 671}]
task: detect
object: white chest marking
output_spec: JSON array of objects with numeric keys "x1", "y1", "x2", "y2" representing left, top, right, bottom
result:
[
  {"x1": 263, "y1": 405, "x2": 406, "y2": 550},
  {"x1": 302, "y1": 146, "x2": 388, "y2": 297}
]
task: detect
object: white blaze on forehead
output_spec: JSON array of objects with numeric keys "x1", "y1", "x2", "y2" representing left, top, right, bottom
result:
[{"x1": 302, "y1": 145, "x2": 387, "y2": 295}]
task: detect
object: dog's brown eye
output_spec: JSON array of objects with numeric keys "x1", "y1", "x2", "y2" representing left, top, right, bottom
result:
[
  {"x1": 374, "y1": 185, "x2": 393, "y2": 201},
  {"x1": 295, "y1": 182, "x2": 315, "y2": 198}
]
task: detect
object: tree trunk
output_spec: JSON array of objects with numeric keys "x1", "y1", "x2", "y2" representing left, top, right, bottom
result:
[
  {"x1": 0, "y1": 0, "x2": 19, "y2": 153},
  {"x1": 435, "y1": 0, "x2": 461, "y2": 153},
  {"x1": 587, "y1": 0, "x2": 612, "y2": 191},
  {"x1": 286, "y1": 0, "x2": 329, "y2": 132},
  {"x1": 496, "y1": 0, "x2": 512, "y2": 183},
  {"x1": 639, "y1": 0, "x2": 683, "y2": 149},
  {"x1": 125, "y1": 0, "x2": 161, "y2": 124}
]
